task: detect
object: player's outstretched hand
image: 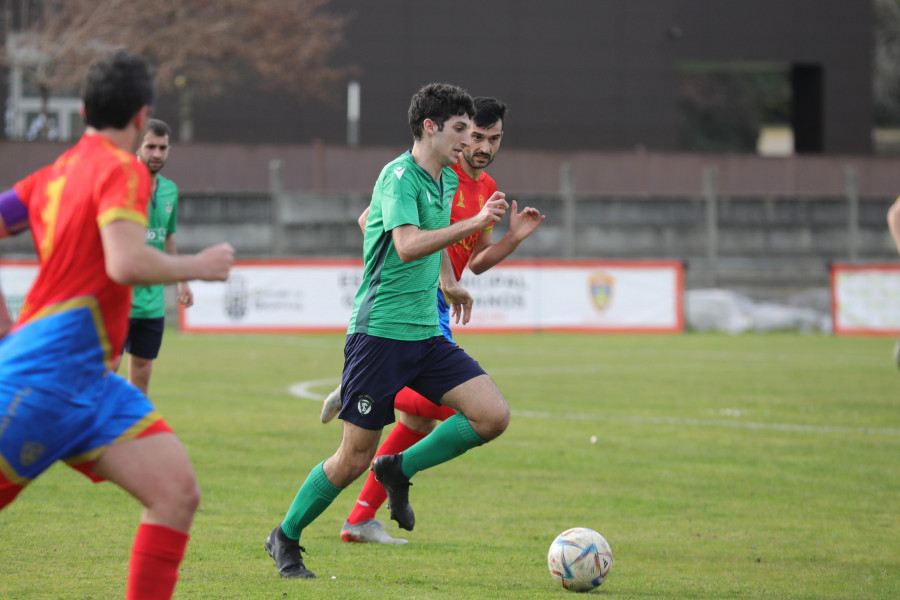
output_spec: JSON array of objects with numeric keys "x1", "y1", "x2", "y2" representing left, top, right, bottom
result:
[
  {"x1": 176, "y1": 281, "x2": 194, "y2": 307},
  {"x1": 197, "y1": 243, "x2": 235, "y2": 281},
  {"x1": 442, "y1": 281, "x2": 474, "y2": 326},
  {"x1": 477, "y1": 191, "x2": 509, "y2": 227},
  {"x1": 509, "y1": 200, "x2": 546, "y2": 241}
]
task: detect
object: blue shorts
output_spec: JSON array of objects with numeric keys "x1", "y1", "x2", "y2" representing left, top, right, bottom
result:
[
  {"x1": 436, "y1": 289, "x2": 453, "y2": 341},
  {"x1": 339, "y1": 333, "x2": 486, "y2": 430},
  {"x1": 124, "y1": 317, "x2": 165, "y2": 360},
  {"x1": 0, "y1": 310, "x2": 167, "y2": 495}
]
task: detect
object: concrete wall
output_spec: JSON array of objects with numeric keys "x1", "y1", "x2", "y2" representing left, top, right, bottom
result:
[{"x1": 2, "y1": 141, "x2": 899, "y2": 196}]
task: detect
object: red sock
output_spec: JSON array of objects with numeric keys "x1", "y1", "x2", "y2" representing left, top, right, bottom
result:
[
  {"x1": 0, "y1": 471, "x2": 23, "y2": 509},
  {"x1": 347, "y1": 422, "x2": 425, "y2": 525},
  {"x1": 126, "y1": 523, "x2": 189, "y2": 600}
]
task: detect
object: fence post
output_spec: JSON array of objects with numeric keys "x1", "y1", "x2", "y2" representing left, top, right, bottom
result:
[
  {"x1": 560, "y1": 161, "x2": 575, "y2": 259},
  {"x1": 703, "y1": 165, "x2": 718, "y2": 287},
  {"x1": 270, "y1": 159, "x2": 285, "y2": 256},
  {"x1": 845, "y1": 165, "x2": 859, "y2": 262}
]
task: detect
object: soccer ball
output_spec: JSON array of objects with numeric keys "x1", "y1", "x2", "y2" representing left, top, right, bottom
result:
[{"x1": 547, "y1": 527, "x2": 613, "y2": 592}]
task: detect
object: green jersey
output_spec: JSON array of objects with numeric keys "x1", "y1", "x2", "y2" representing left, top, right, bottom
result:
[
  {"x1": 348, "y1": 151, "x2": 458, "y2": 340},
  {"x1": 130, "y1": 175, "x2": 178, "y2": 319}
]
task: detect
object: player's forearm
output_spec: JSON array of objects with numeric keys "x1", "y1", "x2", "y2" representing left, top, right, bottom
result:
[
  {"x1": 439, "y1": 249, "x2": 458, "y2": 289},
  {"x1": 467, "y1": 234, "x2": 522, "y2": 275},
  {"x1": 394, "y1": 218, "x2": 486, "y2": 263},
  {"x1": 111, "y1": 245, "x2": 208, "y2": 285}
]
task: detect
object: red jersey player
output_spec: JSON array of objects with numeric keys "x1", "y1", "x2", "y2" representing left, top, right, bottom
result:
[{"x1": 0, "y1": 50, "x2": 234, "y2": 600}]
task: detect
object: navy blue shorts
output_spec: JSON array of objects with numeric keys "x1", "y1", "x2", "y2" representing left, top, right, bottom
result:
[
  {"x1": 123, "y1": 317, "x2": 165, "y2": 360},
  {"x1": 339, "y1": 333, "x2": 486, "y2": 430}
]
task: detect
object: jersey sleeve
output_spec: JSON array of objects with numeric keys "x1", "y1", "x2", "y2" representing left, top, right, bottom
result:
[
  {"x1": 12, "y1": 172, "x2": 37, "y2": 208},
  {"x1": 380, "y1": 169, "x2": 421, "y2": 231},
  {"x1": 1, "y1": 176, "x2": 35, "y2": 235},
  {"x1": 96, "y1": 157, "x2": 150, "y2": 229}
]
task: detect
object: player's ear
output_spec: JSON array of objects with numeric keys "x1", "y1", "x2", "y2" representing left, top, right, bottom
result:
[
  {"x1": 131, "y1": 106, "x2": 149, "y2": 134},
  {"x1": 422, "y1": 118, "x2": 438, "y2": 136}
]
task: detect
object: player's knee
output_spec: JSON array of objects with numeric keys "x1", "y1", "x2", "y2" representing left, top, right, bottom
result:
[
  {"x1": 154, "y1": 470, "x2": 201, "y2": 520},
  {"x1": 129, "y1": 360, "x2": 153, "y2": 391},
  {"x1": 486, "y1": 406, "x2": 511, "y2": 440},
  {"x1": 477, "y1": 397, "x2": 510, "y2": 441},
  {"x1": 172, "y1": 471, "x2": 200, "y2": 510},
  {"x1": 328, "y1": 450, "x2": 375, "y2": 487},
  {"x1": 398, "y1": 411, "x2": 438, "y2": 434},
  {"x1": 181, "y1": 478, "x2": 201, "y2": 515}
]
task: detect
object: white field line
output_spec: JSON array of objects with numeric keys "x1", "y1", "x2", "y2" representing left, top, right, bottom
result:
[
  {"x1": 288, "y1": 378, "x2": 899, "y2": 436},
  {"x1": 289, "y1": 377, "x2": 341, "y2": 401},
  {"x1": 511, "y1": 410, "x2": 900, "y2": 436}
]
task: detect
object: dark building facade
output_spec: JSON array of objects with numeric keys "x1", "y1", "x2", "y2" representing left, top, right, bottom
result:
[{"x1": 134, "y1": 1, "x2": 874, "y2": 154}]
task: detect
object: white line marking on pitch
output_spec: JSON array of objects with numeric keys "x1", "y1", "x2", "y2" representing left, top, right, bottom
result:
[
  {"x1": 287, "y1": 379, "x2": 899, "y2": 436},
  {"x1": 512, "y1": 410, "x2": 900, "y2": 436},
  {"x1": 289, "y1": 377, "x2": 340, "y2": 401}
]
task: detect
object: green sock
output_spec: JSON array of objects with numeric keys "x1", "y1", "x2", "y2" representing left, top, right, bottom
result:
[
  {"x1": 281, "y1": 460, "x2": 343, "y2": 540},
  {"x1": 401, "y1": 413, "x2": 486, "y2": 478}
]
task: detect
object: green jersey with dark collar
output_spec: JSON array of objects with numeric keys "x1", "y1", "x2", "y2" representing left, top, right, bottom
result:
[
  {"x1": 348, "y1": 151, "x2": 458, "y2": 340},
  {"x1": 130, "y1": 175, "x2": 178, "y2": 319}
]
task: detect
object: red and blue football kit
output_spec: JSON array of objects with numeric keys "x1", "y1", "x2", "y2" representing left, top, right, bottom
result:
[
  {"x1": 395, "y1": 162, "x2": 496, "y2": 420},
  {"x1": 0, "y1": 135, "x2": 172, "y2": 507}
]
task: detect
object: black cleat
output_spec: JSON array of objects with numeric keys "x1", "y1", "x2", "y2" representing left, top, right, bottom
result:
[
  {"x1": 265, "y1": 526, "x2": 316, "y2": 579},
  {"x1": 371, "y1": 453, "x2": 415, "y2": 531}
]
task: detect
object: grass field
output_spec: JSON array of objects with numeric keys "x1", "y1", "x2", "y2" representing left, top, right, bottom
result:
[{"x1": 1, "y1": 331, "x2": 898, "y2": 599}]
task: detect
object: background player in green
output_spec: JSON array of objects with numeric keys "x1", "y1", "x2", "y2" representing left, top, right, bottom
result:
[
  {"x1": 114, "y1": 119, "x2": 192, "y2": 395},
  {"x1": 265, "y1": 83, "x2": 511, "y2": 579}
]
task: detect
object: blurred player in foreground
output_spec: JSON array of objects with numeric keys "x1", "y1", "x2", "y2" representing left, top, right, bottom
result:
[
  {"x1": 0, "y1": 50, "x2": 234, "y2": 600},
  {"x1": 887, "y1": 197, "x2": 900, "y2": 365},
  {"x1": 323, "y1": 96, "x2": 546, "y2": 544},
  {"x1": 112, "y1": 119, "x2": 192, "y2": 396},
  {"x1": 266, "y1": 83, "x2": 511, "y2": 579}
]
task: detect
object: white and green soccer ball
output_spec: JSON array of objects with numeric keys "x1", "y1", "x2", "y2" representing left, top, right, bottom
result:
[{"x1": 547, "y1": 527, "x2": 613, "y2": 592}]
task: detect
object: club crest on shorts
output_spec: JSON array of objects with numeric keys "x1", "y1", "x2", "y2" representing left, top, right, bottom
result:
[
  {"x1": 20, "y1": 441, "x2": 45, "y2": 467},
  {"x1": 356, "y1": 394, "x2": 374, "y2": 415}
]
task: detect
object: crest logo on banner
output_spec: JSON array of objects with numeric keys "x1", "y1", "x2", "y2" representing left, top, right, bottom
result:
[
  {"x1": 589, "y1": 272, "x2": 615, "y2": 312},
  {"x1": 224, "y1": 274, "x2": 249, "y2": 320}
]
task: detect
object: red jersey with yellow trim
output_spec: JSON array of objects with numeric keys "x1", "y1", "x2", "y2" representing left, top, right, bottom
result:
[
  {"x1": 447, "y1": 162, "x2": 496, "y2": 280},
  {"x1": 12, "y1": 134, "x2": 150, "y2": 361}
]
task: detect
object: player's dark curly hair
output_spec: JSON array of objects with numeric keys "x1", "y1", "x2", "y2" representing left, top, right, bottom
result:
[
  {"x1": 408, "y1": 83, "x2": 475, "y2": 140},
  {"x1": 82, "y1": 49, "x2": 156, "y2": 130},
  {"x1": 472, "y1": 96, "x2": 507, "y2": 129},
  {"x1": 145, "y1": 118, "x2": 171, "y2": 140}
]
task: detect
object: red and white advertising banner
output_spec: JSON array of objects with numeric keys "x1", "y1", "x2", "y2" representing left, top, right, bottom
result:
[
  {"x1": 179, "y1": 259, "x2": 684, "y2": 334},
  {"x1": 831, "y1": 263, "x2": 900, "y2": 336}
]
